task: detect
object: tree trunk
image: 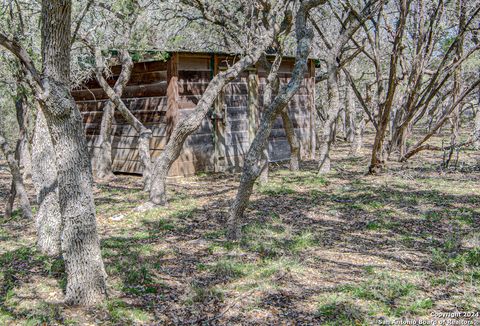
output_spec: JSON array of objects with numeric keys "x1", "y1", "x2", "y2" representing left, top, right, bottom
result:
[
  {"x1": 445, "y1": 0, "x2": 466, "y2": 168},
  {"x1": 369, "y1": 0, "x2": 409, "y2": 174},
  {"x1": 31, "y1": 109, "x2": 62, "y2": 256},
  {"x1": 248, "y1": 70, "x2": 269, "y2": 184},
  {"x1": 94, "y1": 101, "x2": 115, "y2": 179},
  {"x1": 0, "y1": 131, "x2": 32, "y2": 219},
  {"x1": 93, "y1": 49, "x2": 151, "y2": 189},
  {"x1": 281, "y1": 110, "x2": 300, "y2": 171},
  {"x1": 318, "y1": 61, "x2": 340, "y2": 174},
  {"x1": 5, "y1": 181, "x2": 16, "y2": 218},
  {"x1": 148, "y1": 32, "x2": 276, "y2": 206},
  {"x1": 5, "y1": 95, "x2": 30, "y2": 218},
  {"x1": 391, "y1": 123, "x2": 409, "y2": 158},
  {"x1": 350, "y1": 116, "x2": 366, "y2": 156},
  {"x1": 15, "y1": 95, "x2": 32, "y2": 179},
  {"x1": 474, "y1": 108, "x2": 480, "y2": 149},
  {"x1": 40, "y1": 0, "x2": 107, "y2": 305},
  {"x1": 227, "y1": 2, "x2": 318, "y2": 239},
  {"x1": 344, "y1": 82, "x2": 355, "y2": 143},
  {"x1": 259, "y1": 149, "x2": 270, "y2": 185},
  {"x1": 94, "y1": 50, "x2": 133, "y2": 180}
]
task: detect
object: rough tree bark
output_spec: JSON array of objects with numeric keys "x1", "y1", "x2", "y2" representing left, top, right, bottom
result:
[
  {"x1": 1, "y1": 2, "x2": 107, "y2": 305},
  {"x1": 317, "y1": 60, "x2": 340, "y2": 174},
  {"x1": 369, "y1": 0, "x2": 409, "y2": 174},
  {"x1": 0, "y1": 129, "x2": 32, "y2": 219},
  {"x1": 349, "y1": 115, "x2": 367, "y2": 156},
  {"x1": 445, "y1": 0, "x2": 466, "y2": 168},
  {"x1": 474, "y1": 24, "x2": 480, "y2": 149},
  {"x1": 227, "y1": 0, "x2": 322, "y2": 240},
  {"x1": 94, "y1": 50, "x2": 133, "y2": 180},
  {"x1": 14, "y1": 93, "x2": 32, "y2": 179},
  {"x1": 93, "y1": 49, "x2": 152, "y2": 189},
  {"x1": 41, "y1": 0, "x2": 107, "y2": 305},
  {"x1": 281, "y1": 110, "x2": 301, "y2": 171},
  {"x1": 474, "y1": 107, "x2": 480, "y2": 149},
  {"x1": 344, "y1": 80, "x2": 355, "y2": 143},
  {"x1": 311, "y1": 2, "x2": 378, "y2": 174},
  {"x1": 5, "y1": 181, "x2": 16, "y2": 218},
  {"x1": 263, "y1": 52, "x2": 301, "y2": 172},
  {"x1": 31, "y1": 109, "x2": 62, "y2": 256},
  {"x1": 247, "y1": 68, "x2": 269, "y2": 184},
  {"x1": 5, "y1": 93, "x2": 31, "y2": 218}
]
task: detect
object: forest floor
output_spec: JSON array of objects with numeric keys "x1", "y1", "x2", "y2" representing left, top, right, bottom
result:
[{"x1": 1, "y1": 131, "x2": 480, "y2": 325}]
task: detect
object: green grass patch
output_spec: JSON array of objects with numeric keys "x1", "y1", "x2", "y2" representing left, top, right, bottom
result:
[
  {"x1": 258, "y1": 183, "x2": 296, "y2": 196},
  {"x1": 206, "y1": 256, "x2": 301, "y2": 290},
  {"x1": 281, "y1": 172, "x2": 329, "y2": 187},
  {"x1": 105, "y1": 299, "x2": 152, "y2": 324},
  {"x1": 185, "y1": 284, "x2": 224, "y2": 305},
  {"x1": 339, "y1": 270, "x2": 432, "y2": 317},
  {"x1": 237, "y1": 222, "x2": 319, "y2": 258},
  {"x1": 316, "y1": 294, "x2": 367, "y2": 325},
  {"x1": 123, "y1": 266, "x2": 163, "y2": 295}
]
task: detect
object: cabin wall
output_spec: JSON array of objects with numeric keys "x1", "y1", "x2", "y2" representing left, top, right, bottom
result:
[
  {"x1": 215, "y1": 56, "x2": 315, "y2": 170},
  {"x1": 174, "y1": 54, "x2": 215, "y2": 175},
  {"x1": 73, "y1": 61, "x2": 170, "y2": 174},
  {"x1": 72, "y1": 53, "x2": 316, "y2": 177}
]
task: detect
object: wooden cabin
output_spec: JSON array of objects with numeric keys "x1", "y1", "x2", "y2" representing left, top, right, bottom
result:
[{"x1": 72, "y1": 51, "x2": 317, "y2": 177}]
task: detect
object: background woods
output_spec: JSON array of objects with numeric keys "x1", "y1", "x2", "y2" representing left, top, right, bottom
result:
[{"x1": 0, "y1": 0, "x2": 480, "y2": 324}]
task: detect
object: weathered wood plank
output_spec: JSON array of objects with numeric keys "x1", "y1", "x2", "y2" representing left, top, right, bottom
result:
[
  {"x1": 87, "y1": 135, "x2": 168, "y2": 150},
  {"x1": 178, "y1": 70, "x2": 211, "y2": 83},
  {"x1": 82, "y1": 71, "x2": 167, "y2": 89},
  {"x1": 72, "y1": 81, "x2": 168, "y2": 101},
  {"x1": 77, "y1": 97, "x2": 168, "y2": 112},
  {"x1": 111, "y1": 61, "x2": 168, "y2": 75},
  {"x1": 226, "y1": 95, "x2": 248, "y2": 108},
  {"x1": 178, "y1": 82, "x2": 209, "y2": 96},
  {"x1": 177, "y1": 95, "x2": 202, "y2": 109},
  {"x1": 83, "y1": 110, "x2": 166, "y2": 124},
  {"x1": 178, "y1": 56, "x2": 211, "y2": 71},
  {"x1": 85, "y1": 123, "x2": 168, "y2": 137}
]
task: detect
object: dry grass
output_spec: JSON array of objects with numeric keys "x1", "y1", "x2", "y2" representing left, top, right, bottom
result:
[{"x1": 1, "y1": 130, "x2": 480, "y2": 325}]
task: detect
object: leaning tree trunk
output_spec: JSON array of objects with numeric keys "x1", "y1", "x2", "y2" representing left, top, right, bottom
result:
[
  {"x1": 0, "y1": 130, "x2": 32, "y2": 219},
  {"x1": 148, "y1": 32, "x2": 276, "y2": 206},
  {"x1": 94, "y1": 49, "x2": 152, "y2": 189},
  {"x1": 227, "y1": 1, "x2": 318, "y2": 239},
  {"x1": 40, "y1": 0, "x2": 107, "y2": 305},
  {"x1": 400, "y1": 78, "x2": 480, "y2": 161},
  {"x1": 445, "y1": 0, "x2": 466, "y2": 168},
  {"x1": 262, "y1": 52, "x2": 301, "y2": 172},
  {"x1": 318, "y1": 61, "x2": 340, "y2": 174},
  {"x1": 31, "y1": 109, "x2": 62, "y2": 256},
  {"x1": 369, "y1": 0, "x2": 408, "y2": 174},
  {"x1": 281, "y1": 110, "x2": 300, "y2": 171},
  {"x1": 94, "y1": 50, "x2": 133, "y2": 180}
]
